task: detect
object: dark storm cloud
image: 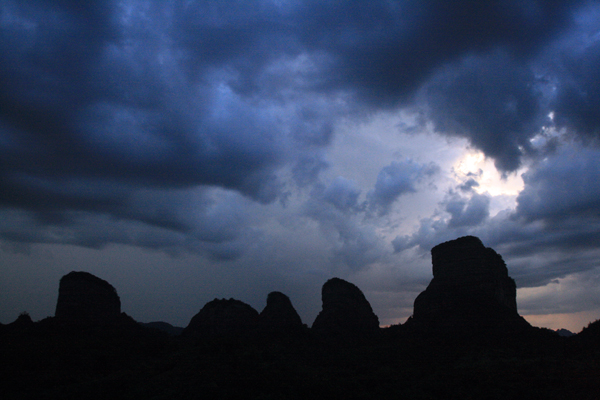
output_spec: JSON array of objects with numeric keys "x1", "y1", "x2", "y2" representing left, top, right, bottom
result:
[
  {"x1": 0, "y1": 0, "x2": 287, "y2": 197},
  {"x1": 293, "y1": 0, "x2": 593, "y2": 174},
  {"x1": 0, "y1": 188, "x2": 255, "y2": 260},
  {"x1": 293, "y1": 0, "x2": 597, "y2": 173},
  {"x1": 554, "y1": 45, "x2": 600, "y2": 140},
  {"x1": 420, "y1": 51, "x2": 542, "y2": 172},
  {"x1": 549, "y1": 4, "x2": 600, "y2": 141},
  {"x1": 0, "y1": 0, "x2": 298, "y2": 253},
  {"x1": 1, "y1": 0, "x2": 599, "y2": 257},
  {"x1": 515, "y1": 146, "x2": 600, "y2": 224},
  {"x1": 296, "y1": 0, "x2": 583, "y2": 104}
]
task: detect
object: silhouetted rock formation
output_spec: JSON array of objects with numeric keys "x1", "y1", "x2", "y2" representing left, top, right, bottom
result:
[
  {"x1": 311, "y1": 278, "x2": 379, "y2": 337},
  {"x1": 4, "y1": 265, "x2": 600, "y2": 399},
  {"x1": 55, "y1": 271, "x2": 121, "y2": 324},
  {"x1": 3, "y1": 312, "x2": 34, "y2": 332},
  {"x1": 182, "y1": 298, "x2": 259, "y2": 338},
  {"x1": 577, "y1": 319, "x2": 600, "y2": 340},
  {"x1": 567, "y1": 320, "x2": 600, "y2": 356},
  {"x1": 259, "y1": 291, "x2": 305, "y2": 334},
  {"x1": 407, "y1": 236, "x2": 530, "y2": 334}
]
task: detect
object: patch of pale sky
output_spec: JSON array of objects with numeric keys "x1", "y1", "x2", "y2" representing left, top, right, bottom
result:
[
  {"x1": 328, "y1": 110, "x2": 527, "y2": 237},
  {"x1": 518, "y1": 268, "x2": 600, "y2": 332},
  {"x1": 522, "y1": 309, "x2": 600, "y2": 334},
  {"x1": 329, "y1": 111, "x2": 463, "y2": 228}
]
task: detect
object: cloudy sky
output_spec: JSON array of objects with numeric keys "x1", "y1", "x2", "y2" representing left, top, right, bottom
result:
[{"x1": 2, "y1": 0, "x2": 600, "y2": 332}]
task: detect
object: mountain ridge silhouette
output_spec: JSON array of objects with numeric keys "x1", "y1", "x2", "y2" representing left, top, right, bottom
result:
[{"x1": 2, "y1": 236, "x2": 600, "y2": 399}]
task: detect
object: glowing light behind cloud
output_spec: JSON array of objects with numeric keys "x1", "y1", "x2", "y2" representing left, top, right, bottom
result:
[{"x1": 454, "y1": 151, "x2": 525, "y2": 198}]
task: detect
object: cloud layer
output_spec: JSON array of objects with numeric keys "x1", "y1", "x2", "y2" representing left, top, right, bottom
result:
[{"x1": 2, "y1": 0, "x2": 600, "y2": 330}]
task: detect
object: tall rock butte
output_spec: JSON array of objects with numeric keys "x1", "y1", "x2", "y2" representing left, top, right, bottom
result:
[
  {"x1": 55, "y1": 271, "x2": 121, "y2": 324},
  {"x1": 312, "y1": 278, "x2": 379, "y2": 337},
  {"x1": 408, "y1": 236, "x2": 530, "y2": 333}
]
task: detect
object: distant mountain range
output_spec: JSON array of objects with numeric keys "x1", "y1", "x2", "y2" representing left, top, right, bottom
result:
[{"x1": 139, "y1": 321, "x2": 184, "y2": 336}]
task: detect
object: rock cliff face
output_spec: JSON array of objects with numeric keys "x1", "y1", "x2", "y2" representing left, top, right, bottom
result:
[
  {"x1": 409, "y1": 236, "x2": 530, "y2": 333},
  {"x1": 259, "y1": 291, "x2": 304, "y2": 334},
  {"x1": 182, "y1": 298, "x2": 259, "y2": 338},
  {"x1": 55, "y1": 271, "x2": 121, "y2": 324},
  {"x1": 311, "y1": 278, "x2": 379, "y2": 337}
]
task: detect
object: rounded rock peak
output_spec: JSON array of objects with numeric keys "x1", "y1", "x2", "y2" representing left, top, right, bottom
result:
[
  {"x1": 266, "y1": 291, "x2": 293, "y2": 306},
  {"x1": 182, "y1": 298, "x2": 259, "y2": 338},
  {"x1": 312, "y1": 277, "x2": 379, "y2": 336},
  {"x1": 322, "y1": 277, "x2": 364, "y2": 300}
]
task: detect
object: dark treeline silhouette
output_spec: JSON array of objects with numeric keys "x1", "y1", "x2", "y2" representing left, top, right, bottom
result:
[{"x1": 2, "y1": 236, "x2": 600, "y2": 399}]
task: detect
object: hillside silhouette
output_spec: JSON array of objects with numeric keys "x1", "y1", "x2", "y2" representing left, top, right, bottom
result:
[{"x1": 2, "y1": 236, "x2": 600, "y2": 399}]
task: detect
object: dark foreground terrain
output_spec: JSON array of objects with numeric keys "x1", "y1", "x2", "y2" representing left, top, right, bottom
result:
[
  {"x1": 3, "y1": 238, "x2": 599, "y2": 399},
  {"x1": 2, "y1": 316, "x2": 600, "y2": 400}
]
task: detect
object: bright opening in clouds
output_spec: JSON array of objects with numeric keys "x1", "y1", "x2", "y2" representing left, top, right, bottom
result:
[{"x1": 2, "y1": 0, "x2": 600, "y2": 333}]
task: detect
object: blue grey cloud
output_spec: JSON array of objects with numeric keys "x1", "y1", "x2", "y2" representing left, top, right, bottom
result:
[
  {"x1": 3, "y1": 1, "x2": 600, "y2": 332},
  {"x1": 1, "y1": 0, "x2": 600, "y2": 259},
  {"x1": 322, "y1": 177, "x2": 362, "y2": 212},
  {"x1": 516, "y1": 146, "x2": 600, "y2": 224},
  {"x1": 368, "y1": 160, "x2": 439, "y2": 215},
  {"x1": 445, "y1": 192, "x2": 490, "y2": 229}
]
